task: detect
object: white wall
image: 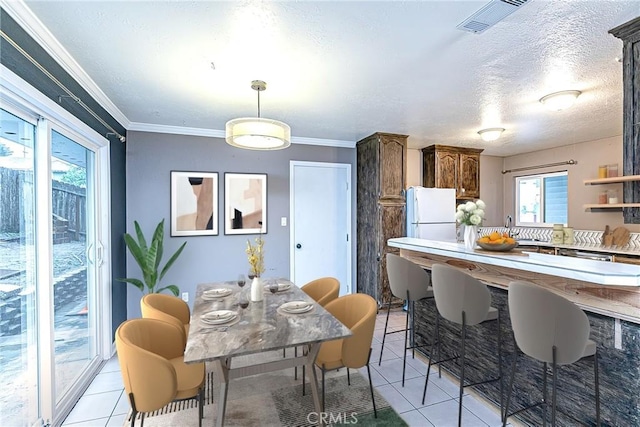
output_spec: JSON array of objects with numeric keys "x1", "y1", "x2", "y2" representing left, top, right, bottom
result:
[
  {"x1": 407, "y1": 148, "x2": 422, "y2": 188},
  {"x1": 479, "y1": 155, "x2": 504, "y2": 227},
  {"x1": 502, "y1": 135, "x2": 639, "y2": 232}
]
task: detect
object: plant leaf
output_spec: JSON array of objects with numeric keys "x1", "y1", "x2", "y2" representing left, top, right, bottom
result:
[
  {"x1": 145, "y1": 239, "x2": 159, "y2": 291},
  {"x1": 159, "y1": 241, "x2": 187, "y2": 282},
  {"x1": 117, "y1": 278, "x2": 145, "y2": 293},
  {"x1": 156, "y1": 285, "x2": 180, "y2": 296},
  {"x1": 134, "y1": 220, "x2": 148, "y2": 256},
  {"x1": 152, "y1": 219, "x2": 165, "y2": 272},
  {"x1": 123, "y1": 233, "x2": 147, "y2": 273}
]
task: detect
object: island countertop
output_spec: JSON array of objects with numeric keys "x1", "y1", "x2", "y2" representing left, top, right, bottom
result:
[
  {"x1": 388, "y1": 237, "x2": 640, "y2": 286},
  {"x1": 389, "y1": 237, "x2": 640, "y2": 323}
]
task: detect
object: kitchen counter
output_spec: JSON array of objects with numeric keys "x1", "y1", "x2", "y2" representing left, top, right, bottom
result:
[
  {"x1": 388, "y1": 237, "x2": 640, "y2": 323},
  {"x1": 516, "y1": 239, "x2": 640, "y2": 256},
  {"x1": 393, "y1": 236, "x2": 640, "y2": 426},
  {"x1": 388, "y1": 237, "x2": 640, "y2": 286}
]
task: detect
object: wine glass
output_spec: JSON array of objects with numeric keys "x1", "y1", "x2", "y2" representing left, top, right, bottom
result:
[
  {"x1": 238, "y1": 292, "x2": 249, "y2": 324},
  {"x1": 237, "y1": 274, "x2": 246, "y2": 288}
]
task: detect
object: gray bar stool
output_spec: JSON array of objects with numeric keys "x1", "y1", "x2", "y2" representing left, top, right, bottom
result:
[
  {"x1": 423, "y1": 263, "x2": 502, "y2": 427},
  {"x1": 381, "y1": 253, "x2": 434, "y2": 386},
  {"x1": 503, "y1": 281, "x2": 600, "y2": 426}
]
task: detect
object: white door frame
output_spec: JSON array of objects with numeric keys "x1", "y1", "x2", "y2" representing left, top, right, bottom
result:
[{"x1": 289, "y1": 161, "x2": 352, "y2": 293}]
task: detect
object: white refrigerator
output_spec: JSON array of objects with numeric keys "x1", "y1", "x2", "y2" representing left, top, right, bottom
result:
[{"x1": 406, "y1": 187, "x2": 457, "y2": 241}]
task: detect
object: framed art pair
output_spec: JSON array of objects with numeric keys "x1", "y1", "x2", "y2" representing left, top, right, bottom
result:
[{"x1": 170, "y1": 171, "x2": 267, "y2": 237}]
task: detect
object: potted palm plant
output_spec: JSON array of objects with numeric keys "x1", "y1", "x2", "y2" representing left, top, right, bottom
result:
[{"x1": 119, "y1": 219, "x2": 187, "y2": 296}]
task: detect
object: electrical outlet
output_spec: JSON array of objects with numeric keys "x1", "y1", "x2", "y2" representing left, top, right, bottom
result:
[
  {"x1": 182, "y1": 292, "x2": 189, "y2": 303},
  {"x1": 281, "y1": 217, "x2": 287, "y2": 226}
]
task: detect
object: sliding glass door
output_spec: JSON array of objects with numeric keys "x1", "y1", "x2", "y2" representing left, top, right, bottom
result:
[
  {"x1": 0, "y1": 69, "x2": 111, "y2": 426},
  {"x1": 0, "y1": 109, "x2": 39, "y2": 424},
  {"x1": 51, "y1": 130, "x2": 99, "y2": 406}
]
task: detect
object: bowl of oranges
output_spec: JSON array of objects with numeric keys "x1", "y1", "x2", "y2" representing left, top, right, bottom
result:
[{"x1": 476, "y1": 232, "x2": 518, "y2": 252}]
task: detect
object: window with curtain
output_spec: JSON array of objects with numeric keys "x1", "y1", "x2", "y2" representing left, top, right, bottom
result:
[{"x1": 515, "y1": 171, "x2": 568, "y2": 226}]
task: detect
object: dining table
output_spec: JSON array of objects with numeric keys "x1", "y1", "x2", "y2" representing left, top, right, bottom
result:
[{"x1": 184, "y1": 278, "x2": 352, "y2": 427}]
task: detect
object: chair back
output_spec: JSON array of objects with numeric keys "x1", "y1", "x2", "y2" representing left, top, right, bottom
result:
[
  {"x1": 386, "y1": 253, "x2": 432, "y2": 301},
  {"x1": 301, "y1": 277, "x2": 340, "y2": 307},
  {"x1": 431, "y1": 263, "x2": 491, "y2": 326},
  {"x1": 324, "y1": 293, "x2": 377, "y2": 369},
  {"x1": 509, "y1": 281, "x2": 591, "y2": 365},
  {"x1": 115, "y1": 319, "x2": 184, "y2": 412},
  {"x1": 141, "y1": 293, "x2": 190, "y2": 331}
]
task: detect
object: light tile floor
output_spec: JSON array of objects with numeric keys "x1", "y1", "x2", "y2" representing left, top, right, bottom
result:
[{"x1": 63, "y1": 309, "x2": 509, "y2": 427}]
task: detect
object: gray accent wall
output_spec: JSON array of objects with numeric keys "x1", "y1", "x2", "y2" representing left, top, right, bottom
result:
[{"x1": 125, "y1": 131, "x2": 356, "y2": 318}]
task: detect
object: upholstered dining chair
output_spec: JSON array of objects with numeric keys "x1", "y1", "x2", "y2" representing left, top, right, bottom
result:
[
  {"x1": 304, "y1": 293, "x2": 378, "y2": 417},
  {"x1": 141, "y1": 293, "x2": 191, "y2": 340},
  {"x1": 115, "y1": 318, "x2": 205, "y2": 427},
  {"x1": 301, "y1": 277, "x2": 340, "y2": 307},
  {"x1": 294, "y1": 277, "x2": 341, "y2": 380},
  {"x1": 382, "y1": 253, "x2": 434, "y2": 386},
  {"x1": 503, "y1": 280, "x2": 600, "y2": 426}
]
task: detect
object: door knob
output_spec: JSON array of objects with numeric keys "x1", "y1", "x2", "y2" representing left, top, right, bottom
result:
[{"x1": 296, "y1": 243, "x2": 302, "y2": 249}]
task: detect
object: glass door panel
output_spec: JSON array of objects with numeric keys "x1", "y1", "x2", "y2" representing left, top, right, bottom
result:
[
  {"x1": 0, "y1": 109, "x2": 39, "y2": 425},
  {"x1": 50, "y1": 130, "x2": 98, "y2": 403}
]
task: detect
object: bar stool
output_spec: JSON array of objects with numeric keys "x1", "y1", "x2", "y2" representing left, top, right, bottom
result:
[
  {"x1": 503, "y1": 281, "x2": 600, "y2": 426},
  {"x1": 381, "y1": 253, "x2": 434, "y2": 386},
  {"x1": 423, "y1": 263, "x2": 502, "y2": 427}
]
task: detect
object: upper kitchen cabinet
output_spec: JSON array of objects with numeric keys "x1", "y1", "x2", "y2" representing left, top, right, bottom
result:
[
  {"x1": 422, "y1": 145, "x2": 484, "y2": 199},
  {"x1": 357, "y1": 132, "x2": 408, "y2": 201}
]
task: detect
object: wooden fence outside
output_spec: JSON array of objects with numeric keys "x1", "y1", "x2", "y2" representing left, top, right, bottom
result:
[{"x1": 0, "y1": 167, "x2": 86, "y2": 240}]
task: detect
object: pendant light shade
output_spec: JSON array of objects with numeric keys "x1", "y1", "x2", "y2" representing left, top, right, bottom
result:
[{"x1": 225, "y1": 81, "x2": 291, "y2": 150}]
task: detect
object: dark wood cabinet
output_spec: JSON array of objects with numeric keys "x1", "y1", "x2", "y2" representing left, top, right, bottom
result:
[
  {"x1": 610, "y1": 17, "x2": 640, "y2": 224},
  {"x1": 422, "y1": 145, "x2": 483, "y2": 200},
  {"x1": 356, "y1": 132, "x2": 408, "y2": 305}
]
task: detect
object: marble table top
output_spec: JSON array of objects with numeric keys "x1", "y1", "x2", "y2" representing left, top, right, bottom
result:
[{"x1": 184, "y1": 279, "x2": 352, "y2": 364}]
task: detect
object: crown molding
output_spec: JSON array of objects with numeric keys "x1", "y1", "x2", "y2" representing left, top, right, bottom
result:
[
  {"x1": 128, "y1": 122, "x2": 356, "y2": 148},
  {"x1": 1, "y1": 0, "x2": 131, "y2": 128}
]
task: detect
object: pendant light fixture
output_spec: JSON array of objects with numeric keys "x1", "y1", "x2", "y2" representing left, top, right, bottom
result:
[{"x1": 225, "y1": 80, "x2": 291, "y2": 150}]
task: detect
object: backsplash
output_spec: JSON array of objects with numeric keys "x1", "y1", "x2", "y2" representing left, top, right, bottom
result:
[{"x1": 476, "y1": 227, "x2": 640, "y2": 251}]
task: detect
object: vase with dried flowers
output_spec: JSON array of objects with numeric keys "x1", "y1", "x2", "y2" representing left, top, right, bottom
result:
[{"x1": 246, "y1": 236, "x2": 265, "y2": 301}]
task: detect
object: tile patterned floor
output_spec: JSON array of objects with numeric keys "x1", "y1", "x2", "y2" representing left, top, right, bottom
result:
[{"x1": 63, "y1": 309, "x2": 509, "y2": 427}]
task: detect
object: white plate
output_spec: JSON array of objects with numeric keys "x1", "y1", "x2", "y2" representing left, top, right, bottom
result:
[
  {"x1": 201, "y1": 310, "x2": 237, "y2": 324},
  {"x1": 264, "y1": 282, "x2": 292, "y2": 293},
  {"x1": 202, "y1": 288, "x2": 233, "y2": 300},
  {"x1": 280, "y1": 301, "x2": 313, "y2": 314}
]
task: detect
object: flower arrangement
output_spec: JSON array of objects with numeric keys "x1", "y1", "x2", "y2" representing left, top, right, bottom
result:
[
  {"x1": 246, "y1": 236, "x2": 265, "y2": 278},
  {"x1": 455, "y1": 199, "x2": 486, "y2": 226}
]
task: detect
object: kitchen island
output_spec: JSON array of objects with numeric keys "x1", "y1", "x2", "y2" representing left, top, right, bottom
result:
[{"x1": 388, "y1": 237, "x2": 640, "y2": 427}]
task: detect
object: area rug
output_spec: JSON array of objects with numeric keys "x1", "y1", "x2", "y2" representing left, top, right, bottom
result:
[{"x1": 125, "y1": 350, "x2": 406, "y2": 427}]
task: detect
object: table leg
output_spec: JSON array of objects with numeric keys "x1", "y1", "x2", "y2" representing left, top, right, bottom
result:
[
  {"x1": 305, "y1": 343, "x2": 324, "y2": 427},
  {"x1": 213, "y1": 358, "x2": 231, "y2": 427}
]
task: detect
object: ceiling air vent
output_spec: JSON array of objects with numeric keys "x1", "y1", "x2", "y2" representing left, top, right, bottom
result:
[{"x1": 457, "y1": 0, "x2": 530, "y2": 34}]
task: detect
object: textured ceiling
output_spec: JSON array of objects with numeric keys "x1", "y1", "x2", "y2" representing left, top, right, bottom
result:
[{"x1": 11, "y1": 0, "x2": 640, "y2": 156}]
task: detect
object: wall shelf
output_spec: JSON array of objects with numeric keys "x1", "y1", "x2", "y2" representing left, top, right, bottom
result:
[
  {"x1": 584, "y1": 175, "x2": 640, "y2": 185},
  {"x1": 584, "y1": 203, "x2": 640, "y2": 211}
]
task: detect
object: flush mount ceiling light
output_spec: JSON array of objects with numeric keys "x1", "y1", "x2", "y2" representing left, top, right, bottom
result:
[
  {"x1": 477, "y1": 127, "x2": 505, "y2": 142},
  {"x1": 539, "y1": 90, "x2": 582, "y2": 111},
  {"x1": 225, "y1": 80, "x2": 291, "y2": 150}
]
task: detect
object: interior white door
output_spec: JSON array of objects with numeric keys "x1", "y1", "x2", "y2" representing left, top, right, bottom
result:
[{"x1": 290, "y1": 161, "x2": 351, "y2": 294}]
